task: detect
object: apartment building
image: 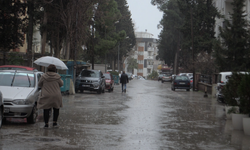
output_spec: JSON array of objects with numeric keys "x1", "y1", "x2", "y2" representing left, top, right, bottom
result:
[
  {"x1": 124, "y1": 32, "x2": 162, "y2": 78},
  {"x1": 214, "y1": 0, "x2": 250, "y2": 37}
]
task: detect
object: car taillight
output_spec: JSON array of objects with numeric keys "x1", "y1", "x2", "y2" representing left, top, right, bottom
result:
[
  {"x1": 221, "y1": 81, "x2": 224, "y2": 83},
  {"x1": 174, "y1": 82, "x2": 177, "y2": 85},
  {"x1": 106, "y1": 80, "x2": 111, "y2": 83},
  {"x1": 190, "y1": 80, "x2": 193, "y2": 83}
]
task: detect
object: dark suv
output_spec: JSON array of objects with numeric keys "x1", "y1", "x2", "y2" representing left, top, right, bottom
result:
[{"x1": 75, "y1": 69, "x2": 106, "y2": 94}]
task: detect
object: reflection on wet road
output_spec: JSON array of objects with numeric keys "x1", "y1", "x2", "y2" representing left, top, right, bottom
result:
[{"x1": 0, "y1": 79, "x2": 249, "y2": 150}]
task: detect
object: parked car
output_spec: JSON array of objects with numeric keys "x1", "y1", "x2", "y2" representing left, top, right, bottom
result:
[
  {"x1": 215, "y1": 71, "x2": 247, "y2": 102},
  {"x1": 158, "y1": 74, "x2": 164, "y2": 81},
  {"x1": 186, "y1": 73, "x2": 193, "y2": 78},
  {"x1": 162, "y1": 74, "x2": 172, "y2": 83},
  {"x1": 189, "y1": 76, "x2": 193, "y2": 88},
  {"x1": 0, "y1": 90, "x2": 3, "y2": 128},
  {"x1": 75, "y1": 69, "x2": 106, "y2": 94},
  {"x1": 171, "y1": 74, "x2": 176, "y2": 81},
  {"x1": 127, "y1": 73, "x2": 133, "y2": 80},
  {"x1": 0, "y1": 65, "x2": 37, "y2": 71},
  {"x1": 103, "y1": 73, "x2": 114, "y2": 92},
  {"x1": 216, "y1": 72, "x2": 232, "y2": 102},
  {"x1": 171, "y1": 75, "x2": 191, "y2": 91},
  {"x1": 0, "y1": 70, "x2": 43, "y2": 124}
]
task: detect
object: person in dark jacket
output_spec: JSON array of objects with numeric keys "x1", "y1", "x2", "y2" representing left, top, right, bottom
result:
[
  {"x1": 38, "y1": 64, "x2": 63, "y2": 128},
  {"x1": 120, "y1": 71, "x2": 129, "y2": 93}
]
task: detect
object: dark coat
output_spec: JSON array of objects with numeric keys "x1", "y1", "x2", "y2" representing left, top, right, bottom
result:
[{"x1": 120, "y1": 73, "x2": 129, "y2": 84}]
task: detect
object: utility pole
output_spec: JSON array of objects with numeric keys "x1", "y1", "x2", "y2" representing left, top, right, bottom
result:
[
  {"x1": 118, "y1": 42, "x2": 120, "y2": 73},
  {"x1": 191, "y1": 6, "x2": 195, "y2": 91},
  {"x1": 74, "y1": 0, "x2": 78, "y2": 84}
]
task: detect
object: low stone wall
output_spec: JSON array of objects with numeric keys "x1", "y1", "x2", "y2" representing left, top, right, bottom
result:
[{"x1": 198, "y1": 82, "x2": 212, "y2": 94}]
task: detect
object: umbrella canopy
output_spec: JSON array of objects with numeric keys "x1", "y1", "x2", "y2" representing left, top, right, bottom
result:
[{"x1": 34, "y1": 56, "x2": 68, "y2": 70}]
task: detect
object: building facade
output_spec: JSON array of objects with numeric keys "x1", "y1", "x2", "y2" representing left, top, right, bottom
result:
[
  {"x1": 124, "y1": 32, "x2": 162, "y2": 78},
  {"x1": 214, "y1": 0, "x2": 250, "y2": 37}
]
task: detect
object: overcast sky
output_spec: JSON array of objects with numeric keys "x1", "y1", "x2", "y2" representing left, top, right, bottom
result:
[{"x1": 126, "y1": 0, "x2": 163, "y2": 39}]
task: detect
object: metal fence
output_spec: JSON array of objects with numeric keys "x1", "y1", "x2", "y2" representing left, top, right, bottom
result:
[{"x1": 199, "y1": 74, "x2": 212, "y2": 84}]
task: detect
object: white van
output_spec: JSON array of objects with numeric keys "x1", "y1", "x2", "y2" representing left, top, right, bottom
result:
[{"x1": 216, "y1": 71, "x2": 247, "y2": 102}]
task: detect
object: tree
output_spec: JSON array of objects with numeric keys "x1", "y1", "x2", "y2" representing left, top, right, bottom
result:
[
  {"x1": 115, "y1": 0, "x2": 136, "y2": 71},
  {"x1": 127, "y1": 57, "x2": 138, "y2": 73},
  {"x1": 213, "y1": 0, "x2": 250, "y2": 71},
  {"x1": 156, "y1": 0, "x2": 183, "y2": 68},
  {"x1": 0, "y1": 0, "x2": 27, "y2": 52},
  {"x1": 177, "y1": 0, "x2": 219, "y2": 72}
]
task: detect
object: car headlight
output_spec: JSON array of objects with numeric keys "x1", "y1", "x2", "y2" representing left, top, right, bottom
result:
[{"x1": 12, "y1": 99, "x2": 32, "y2": 105}]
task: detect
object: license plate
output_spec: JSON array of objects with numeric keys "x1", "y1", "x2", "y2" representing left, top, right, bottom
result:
[
  {"x1": 179, "y1": 82, "x2": 185, "y2": 84},
  {"x1": 4, "y1": 108, "x2": 9, "y2": 113},
  {"x1": 82, "y1": 85, "x2": 90, "y2": 87}
]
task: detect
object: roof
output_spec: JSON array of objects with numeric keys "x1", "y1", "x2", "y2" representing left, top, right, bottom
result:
[{"x1": 0, "y1": 65, "x2": 37, "y2": 71}]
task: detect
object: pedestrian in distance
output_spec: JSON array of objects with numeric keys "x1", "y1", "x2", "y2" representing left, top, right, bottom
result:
[
  {"x1": 120, "y1": 71, "x2": 129, "y2": 93},
  {"x1": 37, "y1": 64, "x2": 63, "y2": 128}
]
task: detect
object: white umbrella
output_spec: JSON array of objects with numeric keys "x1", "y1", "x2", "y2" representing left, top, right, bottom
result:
[{"x1": 34, "y1": 56, "x2": 68, "y2": 70}]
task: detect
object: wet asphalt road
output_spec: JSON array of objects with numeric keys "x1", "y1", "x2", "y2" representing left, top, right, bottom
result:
[{"x1": 0, "y1": 79, "x2": 250, "y2": 150}]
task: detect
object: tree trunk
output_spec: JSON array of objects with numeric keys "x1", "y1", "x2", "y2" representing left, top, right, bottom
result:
[
  {"x1": 55, "y1": 27, "x2": 60, "y2": 58},
  {"x1": 66, "y1": 40, "x2": 70, "y2": 60},
  {"x1": 27, "y1": 1, "x2": 34, "y2": 67},
  {"x1": 41, "y1": 9, "x2": 47, "y2": 56}
]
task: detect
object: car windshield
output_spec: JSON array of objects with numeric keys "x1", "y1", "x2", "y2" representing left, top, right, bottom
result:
[
  {"x1": 81, "y1": 70, "x2": 99, "y2": 78},
  {"x1": 103, "y1": 73, "x2": 111, "y2": 79},
  {"x1": 175, "y1": 76, "x2": 189, "y2": 80},
  {"x1": 0, "y1": 72, "x2": 35, "y2": 87}
]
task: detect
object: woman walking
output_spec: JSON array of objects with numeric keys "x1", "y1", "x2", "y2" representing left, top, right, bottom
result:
[{"x1": 38, "y1": 64, "x2": 63, "y2": 128}]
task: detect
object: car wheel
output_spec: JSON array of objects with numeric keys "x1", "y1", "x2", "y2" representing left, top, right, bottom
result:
[
  {"x1": 27, "y1": 105, "x2": 38, "y2": 124},
  {"x1": 75, "y1": 88, "x2": 78, "y2": 93},
  {"x1": 162, "y1": 80, "x2": 164, "y2": 83},
  {"x1": 80, "y1": 90, "x2": 83, "y2": 93},
  {"x1": 108, "y1": 89, "x2": 111, "y2": 92},
  {"x1": 0, "y1": 107, "x2": 2, "y2": 128},
  {"x1": 102, "y1": 88, "x2": 105, "y2": 93},
  {"x1": 186, "y1": 89, "x2": 190, "y2": 91},
  {"x1": 97, "y1": 88, "x2": 102, "y2": 94},
  {"x1": 173, "y1": 87, "x2": 175, "y2": 91}
]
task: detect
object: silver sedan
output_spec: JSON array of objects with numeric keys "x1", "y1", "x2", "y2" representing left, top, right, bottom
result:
[{"x1": 0, "y1": 70, "x2": 43, "y2": 124}]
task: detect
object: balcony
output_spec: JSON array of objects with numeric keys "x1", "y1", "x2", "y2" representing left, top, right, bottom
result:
[
  {"x1": 147, "y1": 65, "x2": 153, "y2": 68},
  {"x1": 147, "y1": 56, "x2": 154, "y2": 60},
  {"x1": 147, "y1": 47, "x2": 154, "y2": 52}
]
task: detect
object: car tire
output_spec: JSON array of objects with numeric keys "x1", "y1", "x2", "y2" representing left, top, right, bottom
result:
[
  {"x1": 102, "y1": 88, "x2": 105, "y2": 93},
  {"x1": 186, "y1": 89, "x2": 190, "y2": 91},
  {"x1": 80, "y1": 90, "x2": 83, "y2": 93},
  {"x1": 173, "y1": 87, "x2": 175, "y2": 91},
  {"x1": 0, "y1": 107, "x2": 3, "y2": 128},
  {"x1": 162, "y1": 80, "x2": 164, "y2": 83},
  {"x1": 108, "y1": 89, "x2": 111, "y2": 92},
  {"x1": 97, "y1": 88, "x2": 102, "y2": 94},
  {"x1": 75, "y1": 88, "x2": 78, "y2": 93},
  {"x1": 27, "y1": 105, "x2": 38, "y2": 124}
]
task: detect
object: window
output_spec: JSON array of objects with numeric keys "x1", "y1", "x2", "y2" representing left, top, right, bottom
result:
[
  {"x1": 81, "y1": 70, "x2": 100, "y2": 77},
  {"x1": 0, "y1": 72, "x2": 35, "y2": 87},
  {"x1": 138, "y1": 69, "x2": 143, "y2": 73},
  {"x1": 138, "y1": 60, "x2": 143, "y2": 64},
  {"x1": 138, "y1": 51, "x2": 144, "y2": 55}
]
